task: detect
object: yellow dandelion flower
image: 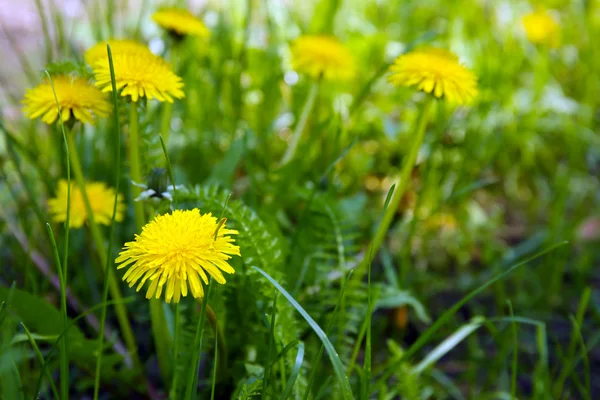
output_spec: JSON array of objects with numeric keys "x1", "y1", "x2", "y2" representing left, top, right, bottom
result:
[
  {"x1": 22, "y1": 75, "x2": 111, "y2": 124},
  {"x1": 48, "y1": 179, "x2": 125, "y2": 228},
  {"x1": 115, "y1": 209, "x2": 240, "y2": 303},
  {"x1": 291, "y1": 35, "x2": 355, "y2": 80},
  {"x1": 84, "y1": 39, "x2": 151, "y2": 66},
  {"x1": 152, "y1": 8, "x2": 210, "y2": 38},
  {"x1": 388, "y1": 48, "x2": 478, "y2": 105},
  {"x1": 92, "y1": 51, "x2": 184, "y2": 103},
  {"x1": 522, "y1": 10, "x2": 560, "y2": 47}
]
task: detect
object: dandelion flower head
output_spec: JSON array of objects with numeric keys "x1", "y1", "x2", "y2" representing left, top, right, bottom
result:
[
  {"x1": 291, "y1": 35, "x2": 355, "y2": 80},
  {"x1": 152, "y1": 8, "x2": 210, "y2": 38},
  {"x1": 48, "y1": 180, "x2": 125, "y2": 228},
  {"x1": 115, "y1": 209, "x2": 241, "y2": 303},
  {"x1": 22, "y1": 75, "x2": 110, "y2": 124},
  {"x1": 388, "y1": 48, "x2": 478, "y2": 105},
  {"x1": 84, "y1": 39, "x2": 150, "y2": 66},
  {"x1": 522, "y1": 10, "x2": 560, "y2": 47},
  {"x1": 92, "y1": 51, "x2": 184, "y2": 103}
]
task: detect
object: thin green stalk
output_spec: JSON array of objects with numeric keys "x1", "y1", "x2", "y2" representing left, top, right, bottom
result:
[
  {"x1": 151, "y1": 136, "x2": 175, "y2": 387},
  {"x1": 553, "y1": 287, "x2": 591, "y2": 397},
  {"x1": 93, "y1": 44, "x2": 123, "y2": 400},
  {"x1": 64, "y1": 131, "x2": 140, "y2": 368},
  {"x1": 279, "y1": 82, "x2": 320, "y2": 166},
  {"x1": 361, "y1": 252, "x2": 373, "y2": 400},
  {"x1": 33, "y1": 297, "x2": 136, "y2": 397},
  {"x1": 160, "y1": 46, "x2": 179, "y2": 146},
  {"x1": 128, "y1": 104, "x2": 145, "y2": 229},
  {"x1": 356, "y1": 98, "x2": 434, "y2": 280},
  {"x1": 185, "y1": 279, "x2": 213, "y2": 400},
  {"x1": 508, "y1": 301, "x2": 518, "y2": 400},
  {"x1": 106, "y1": 0, "x2": 115, "y2": 37},
  {"x1": 21, "y1": 323, "x2": 60, "y2": 400},
  {"x1": 48, "y1": 0, "x2": 67, "y2": 56},
  {"x1": 303, "y1": 271, "x2": 353, "y2": 400},
  {"x1": 382, "y1": 242, "x2": 567, "y2": 381},
  {"x1": 263, "y1": 293, "x2": 278, "y2": 400},
  {"x1": 46, "y1": 71, "x2": 71, "y2": 400},
  {"x1": 210, "y1": 330, "x2": 218, "y2": 400},
  {"x1": 33, "y1": 0, "x2": 53, "y2": 64},
  {"x1": 134, "y1": 0, "x2": 150, "y2": 40},
  {"x1": 46, "y1": 223, "x2": 69, "y2": 400},
  {"x1": 160, "y1": 133, "x2": 181, "y2": 396},
  {"x1": 0, "y1": 19, "x2": 37, "y2": 84}
]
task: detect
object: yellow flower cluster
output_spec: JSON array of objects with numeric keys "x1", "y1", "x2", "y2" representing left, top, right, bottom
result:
[{"x1": 21, "y1": 4, "x2": 488, "y2": 305}]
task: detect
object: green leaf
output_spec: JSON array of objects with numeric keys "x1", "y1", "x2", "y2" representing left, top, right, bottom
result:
[
  {"x1": 205, "y1": 138, "x2": 246, "y2": 187},
  {"x1": 0, "y1": 286, "x2": 85, "y2": 342},
  {"x1": 253, "y1": 266, "x2": 354, "y2": 400}
]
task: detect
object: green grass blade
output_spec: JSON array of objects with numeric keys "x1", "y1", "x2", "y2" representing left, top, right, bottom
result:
[
  {"x1": 45, "y1": 223, "x2": 69, "y2": 400},
  {"x1": 32, "y1": 297, "x2": 135, "y2": 397},
  {"x1": 32, "y1": 0, "x2": 53, "y2": 64},
  {"x1": 414, "y1": 317, "x2": 484, "y2": 374},
  {"x1": 360, "y1": 252, "x2": 373, "y2": 400},
  {"x1": 386, "y1": 241, "x2": 568, "y2": 375},
  {"x1": 253, "y1": 266, "x2": 354, "y2": 400},
  {"x1": 210, "y1": 330, "x2": 218, "y2": 400},
  {"x1": 553, "y1": 286, "x2": 591, "y2": 397},
  {"x1": 185, "y1": 279, "x2": 213, "y2": 400},
  {"x1": 262, "y1": 293, "x2": 278, "y2": 400},
  {"x1": 46, "y1": 71, "x2": 72, "y2": 400},
  {"x1": 507, "y1": 301, "x2": 518, "y2": 400},
  {"x1": 304, "y1": 271, "x2": 353, "y2": 399},
  {"x1": 280, "y1": 342, "x2": 305, "y2": 400},
  {"x1": 159, "y1": 134, "x2": 179, "y2": 208},
  {"x1": 20, "y1": 323, "x2": 60, "y2": 400},
  {"x1": 93, "y1": 43, "x2": 124, "y2": 400}
]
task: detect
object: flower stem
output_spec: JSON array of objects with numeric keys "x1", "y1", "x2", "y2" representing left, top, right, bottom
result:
[
  {"x1": 129, "y1": 103, "x2": 173, "y2": 384},
  {"x1": 357, "y1": 98, "x2": 434, "y2": 280},
  {"x1": 65, "y1": 131, "x2": 140, "y2": 368},
  {"x1": 279, "y1": 81, "x2": 319, "y2": 166},
  {"x1": 160, "y1": 44, "x2": 178, "y2": 146},
  {"x1": 128, "y1": 103, "x2": 145, "y2": 229}
]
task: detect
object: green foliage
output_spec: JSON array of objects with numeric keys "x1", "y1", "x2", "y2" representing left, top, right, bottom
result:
[{"x1": 1, "y1": 0, "x2": 599, "y2": 399}]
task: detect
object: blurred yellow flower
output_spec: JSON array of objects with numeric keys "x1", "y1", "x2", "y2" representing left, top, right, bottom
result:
[
  {"x1": 48, "y1": 179, "x2": 125, "y2": 228},
  {"x1": 423, "y1": 213, "x2": 458, "y2": 232},
  {"x1": 115, "y1": 209, "x2": 240, "y2": 303},
  {"x1": 152, "y1": 8, "x2": 210, "y2": 38},
  {"x1": 388, "y1": 48, "x2": 478, "y2": 105},
  {"x1": 291, "y1": 35, "x2": 355, "y2": 80},
  {"x1": 92, "y1": 52, "x2": 184, "y2": 102},
  {"x1": 522, "y1": 10, "x2": 560, "y2": 47},
  {"x1": 84, "y1": 39, "x2": 150, "y2": 66},
  {"x1": 22, "y1": 76, "x2": 110, "y2": 124}
]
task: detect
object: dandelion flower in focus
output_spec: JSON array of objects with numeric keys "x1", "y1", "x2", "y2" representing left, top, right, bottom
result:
[
  {"x1": 115, "y1": 209, "x2": 240, "y2": 303},
  {"x1": 153, "y1": 8, "x2": 210, "y2": 38},
  {"x1": 84, "y1": 39, "x2": 150, "y2": 66},
  {"x1": 92, "y1": 51, "x2": 184, "y2": 102},
  {"x1": 388, "y1": 48, "x2": 478, "y2": 105},
  {"x1": 22, "y1": 76, "x2": 110, "y2": 124},
  {"x1": 522, "y1": 10, "x2": 560, "y2": 47},
  {"x1": 48, "y1": 180, "x2": 125, "y2": 228},
  {"x1": 291, "y1": 35, "x2": 355, "y2": 80}
]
